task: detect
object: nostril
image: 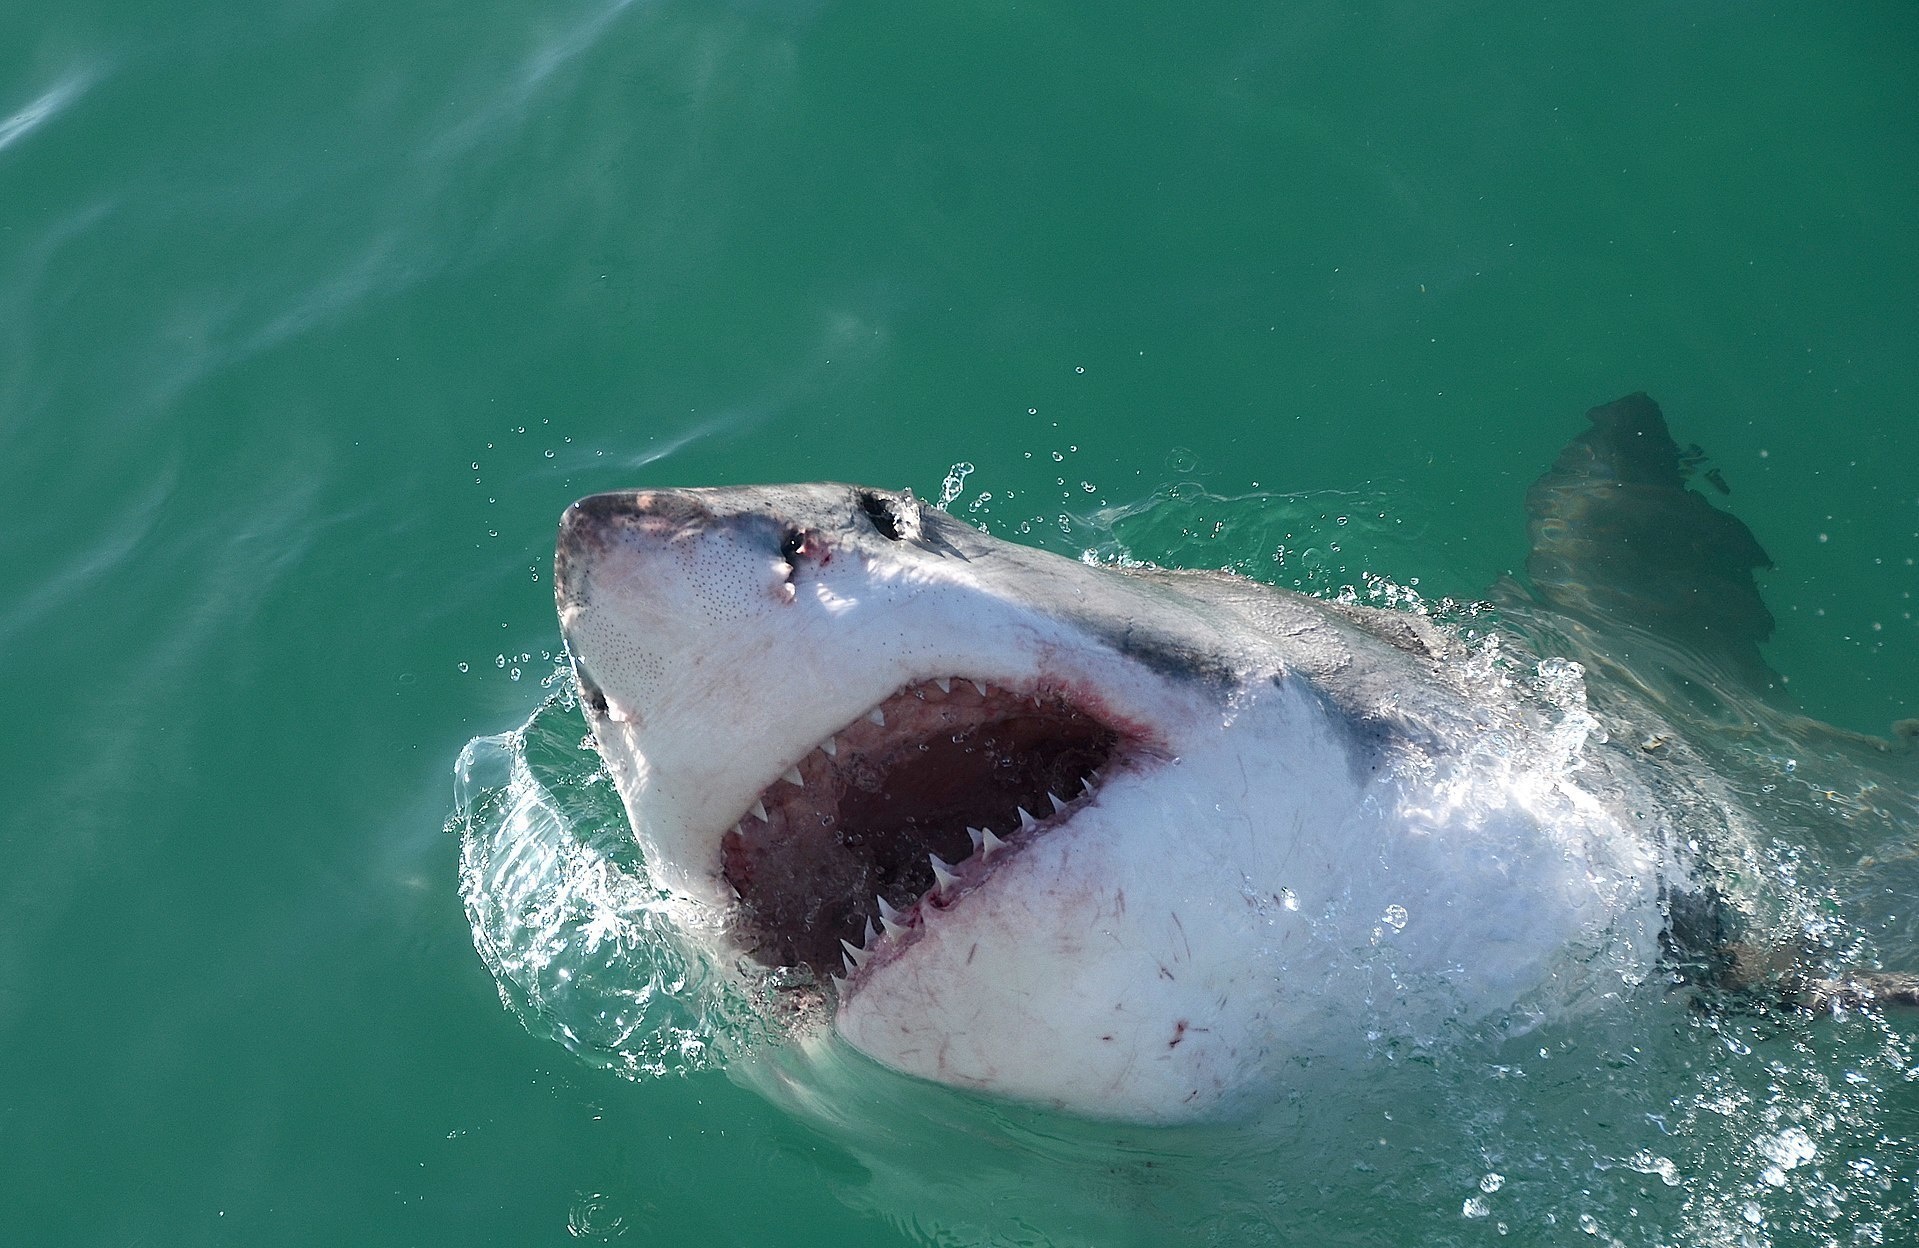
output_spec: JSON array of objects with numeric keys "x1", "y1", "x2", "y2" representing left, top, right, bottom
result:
[{"x1": 571, "y1": 658, "x2": 609, "y2": 716}]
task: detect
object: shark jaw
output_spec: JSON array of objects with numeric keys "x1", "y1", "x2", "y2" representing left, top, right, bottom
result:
[
  {"x1": 718, "y1": 674, "x2": 1137, "y2": 983},
  {"x1": 555, "y1": 483, "x2": 1666, "y2": 1121}
]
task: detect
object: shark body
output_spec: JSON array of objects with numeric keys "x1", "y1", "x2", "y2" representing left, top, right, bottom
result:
[{"x1": 551, "y1": 395, "x2": 1909, "y2": 1122}]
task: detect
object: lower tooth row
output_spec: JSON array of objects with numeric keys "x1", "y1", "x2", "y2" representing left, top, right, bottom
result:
[{"x1": 838, "y1": 780, "x2": 1102, "y2": 979}]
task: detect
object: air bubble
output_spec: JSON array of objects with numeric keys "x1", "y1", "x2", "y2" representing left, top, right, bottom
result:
[{"x1": 1625, "y1": 1151, "x2": 1680, "y2": 1186}]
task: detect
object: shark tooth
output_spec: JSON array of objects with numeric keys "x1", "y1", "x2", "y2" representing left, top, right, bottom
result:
[
  {"x1": 830, "y1": 973, "x2": 847, "y2": 996},
  {"x1": 1017, "y1": 806, "x2": 1038, "y2": 832},
  {"x1": 868, "y1": 707, "x2": 886, "y2": 726},
  {"x1": 820, "y1": 735, "x2": 837, "y2": 757},
  {"x1": 751, "y1": 799, "x2": 769, "y2": 822},
  {"x1": 782, "y1": 765, "x2": 804, "y2": 787},
  {"x1": 876, "y1": 895, "x2": 902, "y2": 924},
  {"x1": 935, "y1": 677, "x2": 952, "y2": 694},
  {"x1": 981, "y1": 827, "x2": 1007, "y2": 858},
  {"x1": 929, "y1": 854, "x2": 960, "y2": 895},
  {"x1": 1081, "y1": 776, "x2": 1098, "y2": 797},
  {"x1": 841, "y1": 938, "x2": 867, "y2": 969},
  {"x1": 971, "y1": 680, "x2": 988, "y2": 697},
  {"x1": 876, "y1": 897, "x2": 907, "y2": 937},
  {"x1": 967, "y1": 826, "x2": 984, "y2": 853},
  {"x1": 1048, "y1": 791, "x2": 1068, "y2": 814}
]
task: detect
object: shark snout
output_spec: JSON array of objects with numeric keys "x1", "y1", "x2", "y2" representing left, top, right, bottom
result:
[{"x1": 554, "y1": 489, "x2": 712, "y2": 610}]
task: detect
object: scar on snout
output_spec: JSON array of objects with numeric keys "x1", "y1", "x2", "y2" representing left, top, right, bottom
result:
[
  {"x1": 1169, "y1": 1019, "x2": 1189, "y2": 1048},
  {"x1": 1158, "y1": 963, "x2": 1176, "y2": 980},
  {"x1": 965, "y1": 943, "x2": 978, "y2": 965}
]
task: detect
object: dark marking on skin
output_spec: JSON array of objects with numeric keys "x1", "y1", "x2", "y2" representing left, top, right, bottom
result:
[
  {"x1": 1170, "y1": 1019, "x2": 1189, "y2": 1048},
  {"x1": 1114, "y1": 888, "x2": 1126, "y2": 915},
  {"x1": 1158, "y1": 964, "x2": 1176, "y2": 981},
  {"x1": 1171, "y1": 911, "x2": 1192, "y2": 963},
  {"x1": 966, "y1": 943, "x2": 978, "y2": 965},
  {"x1": 1101, "y1": 1034, "x2": 1113, "y2": 1042}
]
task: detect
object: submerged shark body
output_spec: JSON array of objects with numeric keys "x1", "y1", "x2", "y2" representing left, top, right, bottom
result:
[{"x1": 552, "y1": 394, "x2": 1910, "y2": 1122}]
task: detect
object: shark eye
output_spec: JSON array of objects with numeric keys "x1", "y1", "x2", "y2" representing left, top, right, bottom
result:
[
  {"x1": 858, "y1": 490, "x2": 909, "y2": 541},
  {"x1": 780, "y1": 530, "x2": 808, "y2": 562}
]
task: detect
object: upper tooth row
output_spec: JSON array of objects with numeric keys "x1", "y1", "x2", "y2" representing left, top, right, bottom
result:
[
  {"x1": 764, "y1": 679, "x2": 1017, "y2": 801},
  {"x1": 756, "y1": 762, "x2": 1101, "y2": 829}
]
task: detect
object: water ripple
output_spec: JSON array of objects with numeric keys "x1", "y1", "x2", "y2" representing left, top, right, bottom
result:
[{"x1": 0, "y1": 67, "x2": 99, "y2": 157}]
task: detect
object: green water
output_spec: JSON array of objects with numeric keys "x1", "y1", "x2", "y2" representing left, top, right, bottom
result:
[{"x1": 4, "y1": 2, "x2": 1915, "y2": 1244}]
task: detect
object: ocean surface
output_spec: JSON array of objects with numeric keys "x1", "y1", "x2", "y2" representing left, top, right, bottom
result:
[{"x1": 3, "y1": 3, "x2": 1915, "y2": 1244}]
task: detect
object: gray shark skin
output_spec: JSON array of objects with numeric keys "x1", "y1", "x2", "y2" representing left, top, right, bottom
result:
[{"x1": 552, "y1": 396, "x2": 1914, "y2": 1123}]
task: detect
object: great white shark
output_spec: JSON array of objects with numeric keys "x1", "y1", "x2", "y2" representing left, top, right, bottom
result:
[{"x1": 551, "y1": 393, "x2": 1915, "y2": 1123}]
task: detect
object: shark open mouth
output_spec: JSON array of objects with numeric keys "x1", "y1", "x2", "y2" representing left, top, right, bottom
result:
[{"x1": 720, "y1": 678, "x2": 1130, "y2": 982}]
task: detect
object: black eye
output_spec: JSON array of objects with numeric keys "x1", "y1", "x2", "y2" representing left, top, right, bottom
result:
[
  {"x1": 858, "y1": 491, "x2": 906, "y2": 540},
  {"x1": 780, "y1": 530, "x2": 807, "y2": 561}
]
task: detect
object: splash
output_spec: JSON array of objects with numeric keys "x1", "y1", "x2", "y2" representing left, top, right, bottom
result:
[{"x1": 451, "y1": 679, "x2": 772, "y2": 1079}]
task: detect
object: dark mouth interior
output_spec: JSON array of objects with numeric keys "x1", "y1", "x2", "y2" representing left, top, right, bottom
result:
[{"x1": 721, "y1": 679, "x2": 1122, "y2": 977}]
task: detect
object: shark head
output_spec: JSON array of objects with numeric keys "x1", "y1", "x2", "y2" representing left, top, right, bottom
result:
[{"x1": 555, "y1": 484, "x2": 1663, "y2": 1121}]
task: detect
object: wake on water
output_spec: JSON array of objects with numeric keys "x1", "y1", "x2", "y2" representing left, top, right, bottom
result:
[{"x1": 451, "y1": 489, "x2": 1917, "y2": 1247}]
